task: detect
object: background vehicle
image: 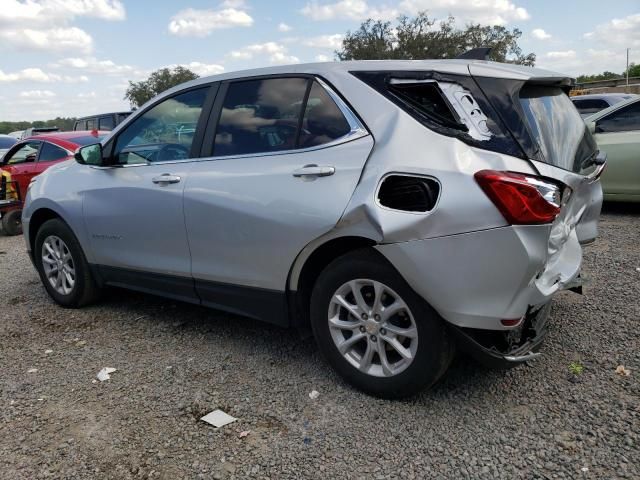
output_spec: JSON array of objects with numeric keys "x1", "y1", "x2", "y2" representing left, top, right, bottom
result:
[
  {"x1": 0, "y1": 131, "x2": 106, "y2": 235},
  {"x1": 572, "y1": 93, "x2": 638, "y2": 118},
  {"x1": 73, "y1": 111, "x2": 131, "y2": 131},
  {"x1": 585, "y1": 96, "x2": 640, "y2": 202},
  {"x1": 8, "y1": 131, "x2": 23, "y2": 139},
  {"x1": 19, "y1": 126, "x2": 59, "y2": 140},
  {"x1": 0, "y1": 134, "x2": 17, "y2": 159},
  {"x1": 23, "y1": 61, "x2": 602, "y2": 397}
]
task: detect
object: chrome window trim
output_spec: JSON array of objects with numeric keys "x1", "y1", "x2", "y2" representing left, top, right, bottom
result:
[{"x1": 97, "y1": 75, "x2": 370, "y2": 169}]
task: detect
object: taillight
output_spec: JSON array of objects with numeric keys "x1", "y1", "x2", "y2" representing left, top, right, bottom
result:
[{"x1": 475, "y1": 170, "x2": 563, "y2": 225}]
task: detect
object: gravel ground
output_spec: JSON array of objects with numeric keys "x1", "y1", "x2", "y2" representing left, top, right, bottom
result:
[{"x1": 1, "y1": 205, "x2": 639, "y2": 480}]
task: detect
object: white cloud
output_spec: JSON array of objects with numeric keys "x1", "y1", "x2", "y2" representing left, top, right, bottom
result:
[
  {"x1": 301, "y1": 0, "x2": 398, "y2": 21},
  {"x1": 0, "y1": 0, "x2": 125, "y2": 54},
  {"x1": 55, "y1": 57, "x2": 135, "y2": 75},
  {"x1": 229, "y1": 42, "x2": 299, "y2": 64},
  {"x1": 399, "y1": 0, "x2": 529, "y2": 25},
  {"x1": 584, "y1": 13, "x2": 640, "y2": 48},
  {"x1": 0, "y1": 0, "x2": 125, "y2": 24},
  {"x1": 165, "y1": 62, "x2": 225, "y2": 76},
  {"x1": 544, "y1": 50, "x2": 576, "y2": 59},
  {"x1": 221, "y1": 0, "x2": 248, "y2": 7},
  {"x1": 315, "y1": 54, "x2": 331, "y2": 62},
  {"x1": 531, "y1": 28, "x2": 551, "y2": 40},
  {"x1": 168, "y1": 7, "x2": 253, "y2": 37},
  {"x1": 0, "y1": 26, "x2": 93, "y2": 54},
  {"x1": 19, "y1": 90, "x2": 56, "y2": 98},
  {"x1": 303, "y1": 34, "x2": 343, "y2": 49},
  {"x1": 0, "y1": 67, "x2": 88, "y2": 83},
  {"x1": 278, "y1": 22, "x2": 292, "y2": 32},
  {"x1": 301, "y1": 0, "x2": 529, "y2": 24}
]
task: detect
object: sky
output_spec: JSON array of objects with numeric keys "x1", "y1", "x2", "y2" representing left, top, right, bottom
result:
[{"x1": 0, "y1": 0, "x2": 639, "y2": 121}]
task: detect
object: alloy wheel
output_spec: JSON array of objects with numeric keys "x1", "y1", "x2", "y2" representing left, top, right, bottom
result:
[
  {"x1": 41, "y1": 235, "x2": 76, "y2": 295},
  {"x1": 328, "y1": 279, "x2": 418, "y2": 377}
]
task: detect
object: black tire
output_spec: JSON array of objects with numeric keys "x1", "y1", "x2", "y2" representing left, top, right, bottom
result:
[
  {"x1": 310, "y1": 249, "x2": 454, "y2": 399},
  {"x1": 34, "y1": 218, "x2": 100, "y2": 307},
  {"x1": 1, "y1": 209, "x2": 22, "y2": 236}
]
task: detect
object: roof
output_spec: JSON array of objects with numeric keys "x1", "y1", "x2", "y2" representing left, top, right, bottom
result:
[
  {"x1": 146, "y1": 59, "x2": 570, "y2": 109},
  {"x1": 24, "y1": 130, "x2": 108, "y2": 142}
]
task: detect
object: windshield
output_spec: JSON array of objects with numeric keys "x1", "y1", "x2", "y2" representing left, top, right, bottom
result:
[
  {"x1": 519, "y1": 86, "x2": 597, "y2": 173},
  {"x1": 71, "y1": 134, "x2": 106, "y2": 146}
]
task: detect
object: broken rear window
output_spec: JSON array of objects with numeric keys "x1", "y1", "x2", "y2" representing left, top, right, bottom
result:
[{"x1": 388, "y1": 81, "x2": 462, "y2": 130}]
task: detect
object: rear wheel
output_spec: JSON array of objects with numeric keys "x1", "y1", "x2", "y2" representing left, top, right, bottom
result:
[
  {"x1": 34, "y1": 218, "x2": 100, "y2": 307},
  {"x1": 1, "y1": 209, "x2": 22, "y2": 236},
  {"x1": 310, "y1": 249, "x2": 454, "y2": 398}
]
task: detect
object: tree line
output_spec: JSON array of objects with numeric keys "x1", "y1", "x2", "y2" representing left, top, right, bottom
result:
[{"x1": 2, "y1": 12, "x2": 634, "y2": 129}]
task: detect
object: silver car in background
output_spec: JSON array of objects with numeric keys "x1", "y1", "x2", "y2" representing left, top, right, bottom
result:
[{"x1": 23, "y1": 60, "x2": 604, "y2": 398}]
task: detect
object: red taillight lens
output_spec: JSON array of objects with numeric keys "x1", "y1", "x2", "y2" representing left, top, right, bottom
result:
[{"x1": 475, "y1": 170, "x2": 562, "y2": 225}]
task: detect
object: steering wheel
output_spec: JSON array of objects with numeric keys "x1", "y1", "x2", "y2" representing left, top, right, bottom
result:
[{"x1": 157, "y1": 143, "x2": 190, "y2": 161}]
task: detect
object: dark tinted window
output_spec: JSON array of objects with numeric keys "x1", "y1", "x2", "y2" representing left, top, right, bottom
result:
[
  {"x1": 0, "y1": 137, "x2": 16, "y2": 149},
  {"x1": 520, "y1": 86, "x2": 597, "y2": 173},
  {"x1": 596, "y1": 101, "x2": 640, "y2": 133},
  {"x1": 98, "y1": 116, "x2": 115, "y2": 130},
  {"x1": 39, "y1": 142, "x2": 69, "y2": 162},
  {"x1": 115, "y1": 88, "x2": 208, "y2": 164},
  {"x1": 572, "y1": 98, "x2": 610, "y2": 116},
  {"x1": 214, "y1": 77, "x2": 308, "y2": 156},
  {"x1": 86, "y1": 118, "x2": 96, "y2": 130},
  {"x1": 117, "y1": 112, "x2": 131, "y2": 124},
  {"x1": 298, "y1": 81, "x2": 351, "y2": 148},
  {"x1": 3, "y1": 141, "x2": 40, "y2": 165},
  {"x1": 71, "y1": 134, "x2": 106, "y2": 146}
]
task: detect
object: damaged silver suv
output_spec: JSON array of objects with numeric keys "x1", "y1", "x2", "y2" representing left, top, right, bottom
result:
[{"x1": 23, "y1": 59, "x2": 604, "y2": 398}]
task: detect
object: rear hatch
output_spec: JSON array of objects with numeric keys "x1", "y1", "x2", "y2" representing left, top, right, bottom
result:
[{"x1": 468, "y1": 64, "x2": 604, "y2": 247}]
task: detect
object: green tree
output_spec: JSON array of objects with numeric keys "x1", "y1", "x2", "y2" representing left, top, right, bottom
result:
[
  {"x1": 626, "y1": 63, "x2": 640, "y2": 78},
  {"x1": 124, "y1": 66, "x2": 199, "y2": 108},
  {"x1": 576, "y1": 71, "x2": 621, "y2": 83},
  {"x1": 336, "y1": 12, "x2": 535, "y2": 66}
]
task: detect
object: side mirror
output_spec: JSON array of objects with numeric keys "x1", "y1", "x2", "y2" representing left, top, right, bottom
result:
[
  {"x1": 587, "y1": 121, "x2": 596, "y2": 135},
  {"x1": 74, "y1": 143, "x2": 104, "y2": 166}
]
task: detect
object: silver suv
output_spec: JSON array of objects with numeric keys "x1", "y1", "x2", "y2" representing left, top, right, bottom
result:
[{"x1": 23, "y1": 60, "x2": 605, "y2": 398}]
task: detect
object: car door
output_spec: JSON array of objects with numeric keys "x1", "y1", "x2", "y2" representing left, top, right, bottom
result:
[
  {"x1": 81, "y1": 85, "x2": 215, "y2": 299},
  {"x1": 183, "y1": 76, "x2": 373, "y2": 319},
  {"x1": 593, "y1": 100, "x2": 640, "y2": 197},
  {"x1": 0, "y1": 140, "x2": 42, "y2": 199}
]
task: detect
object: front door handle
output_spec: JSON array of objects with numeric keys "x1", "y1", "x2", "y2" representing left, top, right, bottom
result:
[
  {"x1": 292, "y1": 164, "x2": 335, "y2": 178},
  {"x1": 152, "y1": 174, "x2": 181, "y2": 185}
]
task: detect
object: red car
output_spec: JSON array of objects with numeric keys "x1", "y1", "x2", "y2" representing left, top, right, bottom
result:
[{"x1": 0, "y1": 131, "x2": 106, "y2": 235}]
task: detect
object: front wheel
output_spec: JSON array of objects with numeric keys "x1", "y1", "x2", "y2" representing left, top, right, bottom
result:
[
  {"x1": 34, "y1": 218, "x2": 100, "y2": 307},
  {"x1": 1, "y1": 209, "x2": 22, "y2": 236},
  {"x1": 310, "y1": 249, "x2": 454, "y2": 398}
]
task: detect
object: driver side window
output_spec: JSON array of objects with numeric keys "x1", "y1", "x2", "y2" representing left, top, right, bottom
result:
[
  {"x1": 114, "y1": 87, "x2": 209, "y2": 165},
  {"x1": 4, "y1": 141, "x2": 40, "y2": 165}
]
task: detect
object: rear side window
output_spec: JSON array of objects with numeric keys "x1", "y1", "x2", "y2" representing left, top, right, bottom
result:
[
  {"x1": 86, "y1": 118, "x2": 96, "y2": 130},
  {"x1": 3, "y1": 141, "x2": 40, "y2": 165},
  {"x1": 596, "y1": 101, "x2": 640, "y2": 133},
  {"x1": 214, "y1": 77, "x2": 308, "y2": 156},
  {"x1": 98, "y1": 116, "x2": 115, "y2": 131},
  {"x1": 39, "y1": 142, "x2": 69, "y2": 162},
  {"x1": 298, "y1": 81, "x2": 352, "y2": 148},
  {"x1": 572, "y1": 98, "x2": 609, "y2": 115}
]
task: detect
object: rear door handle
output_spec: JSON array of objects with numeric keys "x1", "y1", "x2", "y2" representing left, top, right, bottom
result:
[
  {"x1": 152, "y1": 174, "x2": 181, "y2": 185},
  {"x1": 292, "y1": 164, "x2": 335, "y2": 178}
]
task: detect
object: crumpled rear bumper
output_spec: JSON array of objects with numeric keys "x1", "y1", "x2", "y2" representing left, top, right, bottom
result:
[
  {"x1": 375, "y1": 224, "x2": 581, "y2": 331},
  {"x1": 448, "y1": 302, "x2": 551, "y2": 368}
]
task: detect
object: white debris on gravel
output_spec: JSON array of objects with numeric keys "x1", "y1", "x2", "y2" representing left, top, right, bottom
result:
[
  {"x1": 308, "y1": 390, "x2": 320, "y2": 400},
  {"x1": 615, "y1": 365, "x2": 631, "y2": 376},
  {"x1": 44, "y1": 349, "x2": 53, "y2": 354},
  {"x1": 27, "y1": 368, "x2": 38, "y2": 373},
  {"x1": 96, "y1": 367, "x2": 117, "y2": 382},
  {"x1": 200, "y1": 410, "x2": 237, "y2": 428}
]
